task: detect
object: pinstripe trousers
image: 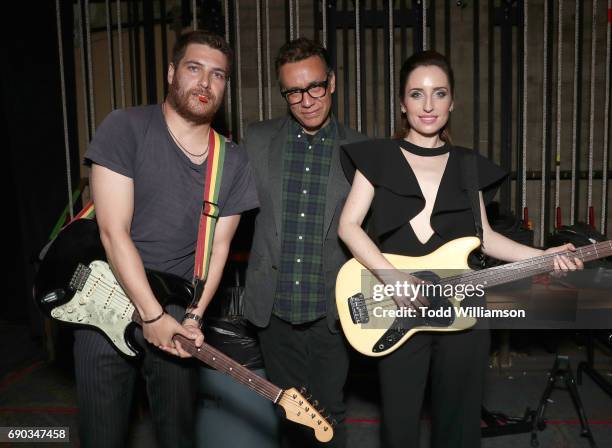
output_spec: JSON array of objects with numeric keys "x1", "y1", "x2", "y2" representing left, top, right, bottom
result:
[{"x1": 73, "y1": 304, "x2": 197, "y2": 448}]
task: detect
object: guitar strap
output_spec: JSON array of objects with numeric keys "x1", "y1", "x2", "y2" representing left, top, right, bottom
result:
[
  {"x1": 461, "y1": 151, "x2": 484, "y2": 250},
  {"x1": 68, "y1": 127, "x2": 227, "y2": 309},
  {"x1": 191, "y1": 129, "x2": 226, "y2": 307}
]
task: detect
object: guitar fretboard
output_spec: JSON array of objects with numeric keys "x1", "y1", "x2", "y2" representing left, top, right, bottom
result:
[
  {"x1": 442, "y1": 240, "x2": 612, "y2": 289},
  {"x1": 174, "y1": 334, "x2": 283, "y2": 403}
]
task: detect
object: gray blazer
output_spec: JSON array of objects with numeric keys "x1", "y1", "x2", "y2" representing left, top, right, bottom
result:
[{"x1": 243, "y1": 116, "x2": 367, "y2": 331}]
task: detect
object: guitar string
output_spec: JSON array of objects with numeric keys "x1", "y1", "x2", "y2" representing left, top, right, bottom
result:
[
  {"x1": 442, "y1": 243, "x2": 609, "y2": 285},
  {"x1": 82, "y1": 241, "x2": 612, "y2": 306},
  {"x1": 353, "y1": 242, "x2": 612, "y2": 310},
  {"x1": 179, "y1": 338, "x2": 330, "y2": 423},
  {"x1": 180, "y1": 340, "x2": 282, "y2": 399},
  {"x1": 81, "y1": 240, "x2": 612, "y2": 317},
  {"x1": 79, "y1": 241, "x2": 612, "y2": 328},
  {"x1": 443, "y1": 242, "x2": 611, "y2": 285},
  {"x1": 184, "y1": 341, "x2": 331, "y2": 421},
  {"x1": 187, "y1": 343, "x2": 329, "y2": 424},
  {"x1": 69, "y1": 279, "x2": 132, "y2": 315}
]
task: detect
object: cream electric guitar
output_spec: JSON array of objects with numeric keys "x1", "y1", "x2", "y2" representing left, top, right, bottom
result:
[
  {"x1": 336, "y1": 236, "x2": 612, "y2": 357},
  {"x1": 35, "y1": 219, "x2": 334, "y2": 442}
]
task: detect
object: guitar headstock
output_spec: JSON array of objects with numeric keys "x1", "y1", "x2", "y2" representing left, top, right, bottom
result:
[{"x1": 278, "y1": 387, "x2": 334, "y2": 443}]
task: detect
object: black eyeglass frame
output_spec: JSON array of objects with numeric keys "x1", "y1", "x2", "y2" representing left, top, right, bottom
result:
[{"x1": 279, "y1": 73, "x2": 332, "y2": 105}]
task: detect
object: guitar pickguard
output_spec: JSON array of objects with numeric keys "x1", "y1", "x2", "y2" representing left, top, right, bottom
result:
[{"x1": 50, "y1": 261, "x2": 137, "y2": 357}]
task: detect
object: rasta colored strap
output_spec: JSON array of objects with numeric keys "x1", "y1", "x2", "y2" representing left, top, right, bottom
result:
[
  {"x1": 191, "y1": 129, "x2": 226, "y2": 307},
  {"x1": 72, "y1": 200, "x2": 96, "y2": 221},
  {"x1": 64, "y1": 199, "x2": 96, "y2": 227}
]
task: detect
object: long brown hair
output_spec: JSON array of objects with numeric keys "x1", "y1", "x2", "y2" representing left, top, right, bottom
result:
[{"x1": 394, "y1": 50, "x2": 454, "y2": 144}]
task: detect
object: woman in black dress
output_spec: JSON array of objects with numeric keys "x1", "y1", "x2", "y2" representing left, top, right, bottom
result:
[{"x1": 338, "y1": 51, "x2": 582, "y2": 448}]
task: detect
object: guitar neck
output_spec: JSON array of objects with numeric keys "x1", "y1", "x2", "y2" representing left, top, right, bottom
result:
[
  {"x1": 445, "y1": 240, "x2": 612, "y2": 289},
  {"x1": 131, "y1": 313, "x2": 283, "y2": 403},
  {"x1": 174, "y1": 334, "x2": 284, "y2": 403}
]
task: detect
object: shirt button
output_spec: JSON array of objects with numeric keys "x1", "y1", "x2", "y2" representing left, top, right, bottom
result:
[
  {"x1": 296, "y1": 258, "x2": 301, "y2": 263},
  {"x1": 321, "y1": 138, "x2": 325, "y2": 142},
  {"x1": 305, "y1": 167, "x2": 310, "y2": 172},
  {"x1": 298, "y1": 235, "x2": 303, "y2": 240},
  {"x1": 295, "y1": 280, "x2": 300, "y2": 285},
  {"x1": 300, "y1": 213, "x2": 305, "y2": 217},
  {"x1": 303, "y1": 189, "x2": 308, "y2": 194},
  {"x1": 297, "y1": 134, "x2": 302, "y2": 138},
  {"x1": 308, "y1": 145, "x2": 312, "y2": 149}
]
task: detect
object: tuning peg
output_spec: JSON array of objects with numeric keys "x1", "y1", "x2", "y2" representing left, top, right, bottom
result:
[
  {"x1": 312, "y1": 399, "x2": 319, "y2": 407},
  {"x1": 318, "y1": 407, "x2": 326, "y2": 415},
  {"x1": 331, "y1": 418, "x2": 338, "y2": 427},
  {"x1": 299, "y1": 386, "x2": 308, "y2": 395}
]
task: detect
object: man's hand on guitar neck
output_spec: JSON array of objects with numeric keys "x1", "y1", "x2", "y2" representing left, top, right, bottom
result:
[
  {"x1": 143, "y1": 312, "x2": 204, "y2": 358},
  {"x1": 177, "y1": 317, "x2": 205, "y2": 356}
]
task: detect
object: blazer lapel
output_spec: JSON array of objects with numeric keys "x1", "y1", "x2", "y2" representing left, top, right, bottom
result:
[
  {"x1": 268, "y1": 118, "x2": 289, "y2": 236},
  {"x1": 323, "y1": 119, "x2": 349, "y2": 239}
]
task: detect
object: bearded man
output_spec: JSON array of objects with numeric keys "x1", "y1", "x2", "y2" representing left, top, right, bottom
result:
[{"x1": 79, "y1": 30, "x2": 258, "y2": 448}]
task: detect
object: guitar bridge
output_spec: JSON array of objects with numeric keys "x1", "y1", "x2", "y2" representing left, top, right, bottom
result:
[
  {"x1": 69, "y1": 263, "x2": 91, "y2": 292},
  {"x1": 348, "y1": 293, "x2": 369, "y2": 324}
]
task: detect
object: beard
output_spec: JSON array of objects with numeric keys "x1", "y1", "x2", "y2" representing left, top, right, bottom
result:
[{"x1": 166, "y1": 78, "x2": 220, "y2": 125}]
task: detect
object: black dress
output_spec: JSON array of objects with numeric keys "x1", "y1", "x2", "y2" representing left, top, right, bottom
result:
[{"x1": 341, "y1": 138, "x2": 506, "y2": 448}]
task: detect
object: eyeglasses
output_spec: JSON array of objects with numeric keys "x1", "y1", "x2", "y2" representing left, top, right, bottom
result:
[{"x1": 280, "y1": 77, "x2": 330, "y2": 105}]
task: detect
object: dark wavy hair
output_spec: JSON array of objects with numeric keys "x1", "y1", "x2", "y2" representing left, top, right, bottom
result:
[
  {"x1": 395, "y1": 50, "x2": 454, "y2": 143},
  {"x1": 275, "y1": 38, "x2": 331, "y2": 79},
  {"x1": 171, "y1": 30, "x2": 233, "y2": 73}
]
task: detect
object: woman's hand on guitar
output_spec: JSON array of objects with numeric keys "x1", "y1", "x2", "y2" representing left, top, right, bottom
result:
[
  {"x1": 543, "y1": 243, "x2": 584, "y2": 273},
  {"x1": 378, "y1": 270, "x2": 430, "y2": 311},
  {"x1": 144, "y1": 313, "x2": 202, "y2": 358}
]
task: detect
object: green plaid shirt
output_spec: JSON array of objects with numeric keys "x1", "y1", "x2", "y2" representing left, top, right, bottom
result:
[{"x1": 273, "y1": 119, "x2": 336, "y2": 324}]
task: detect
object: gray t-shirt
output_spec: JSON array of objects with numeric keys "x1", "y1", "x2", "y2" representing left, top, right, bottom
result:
[{"x1": 84, "y1": 105, "x2": 259, "y2": 280}]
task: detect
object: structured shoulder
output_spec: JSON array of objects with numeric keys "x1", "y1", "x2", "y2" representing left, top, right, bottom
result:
[
  {"x1": 341, "y1": 138, "x2": 405, "y2": 186},
  {"x1": 245, "y1": 117, "x2": 287, "y2": 139},
  {"x1": 339, "y1": 124, "x2": 368, "y2": 143}
]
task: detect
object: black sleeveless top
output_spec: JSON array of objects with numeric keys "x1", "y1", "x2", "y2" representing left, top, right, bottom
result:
[{"x1": 341, "y1": 138, "x2": 507, "y2": 257}]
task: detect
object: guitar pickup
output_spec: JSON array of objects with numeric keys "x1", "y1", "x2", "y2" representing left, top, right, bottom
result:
[
  {"x1": 69, "y1": 263, "x2": 91, "y2": 292},
  {"x1": 348, "y1": 293, "x2": 369, "y2": 324}
]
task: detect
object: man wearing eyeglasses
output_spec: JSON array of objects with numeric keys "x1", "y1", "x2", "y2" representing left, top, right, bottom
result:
[{"x1": 243, "y1": 38, "x2": 366, "y2": 448}]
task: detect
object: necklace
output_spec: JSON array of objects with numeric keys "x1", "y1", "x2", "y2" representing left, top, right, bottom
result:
[{"x1": 162, "y1": 102, "x2": 209, "y2": 158}]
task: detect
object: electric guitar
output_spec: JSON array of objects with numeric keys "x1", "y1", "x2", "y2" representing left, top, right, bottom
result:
[
  {"x1": 336, "y1": 236, "x2": 612, "y2": 357},
  {"x1": 35, "y1": 219, "x2": 333, "y2": 443}
]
